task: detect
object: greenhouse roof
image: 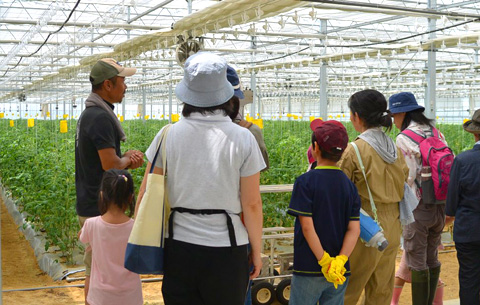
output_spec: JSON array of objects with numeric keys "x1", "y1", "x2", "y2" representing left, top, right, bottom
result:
[{"x1": 1, "y1": 0, "x2": 480, "y2": 107}]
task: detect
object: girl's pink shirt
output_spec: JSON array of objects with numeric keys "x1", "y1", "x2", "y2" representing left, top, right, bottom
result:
[{"x1": 80, "y1": 216, "x2": 143, "y2": 305}]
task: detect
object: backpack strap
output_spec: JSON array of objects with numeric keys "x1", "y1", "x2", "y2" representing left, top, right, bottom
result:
[
  {"x1": 401, "y1": 128, "x2": 426, "y2": 145},
  {"x1": 350, "y1": 142, "x2": 379, "y2": 224}
]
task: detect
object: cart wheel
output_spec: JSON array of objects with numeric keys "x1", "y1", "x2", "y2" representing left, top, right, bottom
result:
[
  {"x1": 276, "y1": 278, "x2": 291, "y2": 305},
  {"x1": 251, "y1": 281, "x2": 275, "y2": 305}
]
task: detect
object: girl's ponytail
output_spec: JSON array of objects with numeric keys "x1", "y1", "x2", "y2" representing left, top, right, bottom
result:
[
  {"x1": 99, "y1": 169, "x2": 135, "y2": 216},
  {"x1": 348, "y1": 89, "x2": 392, "y2": 131}
]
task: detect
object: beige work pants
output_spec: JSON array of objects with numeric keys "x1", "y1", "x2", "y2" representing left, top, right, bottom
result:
[{"x1": 344, "y1": 202, "x2": 402, "y2": 305}]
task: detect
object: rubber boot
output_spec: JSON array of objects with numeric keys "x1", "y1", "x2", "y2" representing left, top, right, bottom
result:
[
  {"x1": 428, "y1": 266, "x2": 441, "y2": 305},
  {"x1": 433, "y1": 282, "x2": 444, "y2": 305},
  {"x1": 390, "y1": 285, "x2": 403, "y2": 305},
  {"x1": 411, "y1": 269, "x2": 430, "y2": 305}
]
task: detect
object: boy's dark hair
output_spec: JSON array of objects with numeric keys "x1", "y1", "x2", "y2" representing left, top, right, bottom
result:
[
  {"x1": 182, "y1": 95, "x2": 239, "y2": 119},
  {"x1": 400, "y1": 108, "x2": 434, "y2": 131},
  {"x1": 99, "y1": 169, "x2": 135, "y2": 217},
  {"x1": 90, "y1": 75, "x2": 117, "y2": 92},
  {"x1": 348, "y1": 89, "x2": 393, "y2": 132},
  {"x1": 311, "y1": 133, "x2": 342, "y2": 162}
]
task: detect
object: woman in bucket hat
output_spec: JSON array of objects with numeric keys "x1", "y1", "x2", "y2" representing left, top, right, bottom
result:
[
  {"x1": 137, "y1": 52, "x2": 266, "y2": 305},
  {"x1": 446, "y1": 108, "x2": 480, "y2": 305},
  {"x1": 389, "y1": 92, "x2": 448, "y2": 305}
]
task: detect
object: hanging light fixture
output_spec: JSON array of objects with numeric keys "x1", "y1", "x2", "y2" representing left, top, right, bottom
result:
[
  {"x1": 309, "y1": 7, "x2": 316, "y2": 20},
  {"x1": 292, "y1": 11, "x2": 299, "y2": 24},
  {"x1": 278, "y1": 16, "x2": 286, "y2": 29},
  {"x1": 263, "y1": 20, "x2": 268, "y2": 33}
]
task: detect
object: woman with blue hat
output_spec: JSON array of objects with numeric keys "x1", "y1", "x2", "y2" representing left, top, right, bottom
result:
[
  {"x1": 137, "y1": 52, "x2": 266, "y2": 305},
  {"x1": 389, "y1": 92, "x2": 448, "y2": 305}
]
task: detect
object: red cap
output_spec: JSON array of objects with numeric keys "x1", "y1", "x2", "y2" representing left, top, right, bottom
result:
[
  {"x1": 313, "y1": 120, "x2": 348, "y2": 155},
  {"x1": 310, "y1": 118, "x2": 324, "y2": 131}
]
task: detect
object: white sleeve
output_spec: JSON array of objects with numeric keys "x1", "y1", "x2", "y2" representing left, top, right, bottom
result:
[
  {"x1": 240, "y1": 132, "x2": 266, "y2": 177},
  {"x1": 145, "y1": 126, "x2": 167, "y2": 169},
  {"x1": 396, "y1": 134, "x2": 421, "y2": 188}
]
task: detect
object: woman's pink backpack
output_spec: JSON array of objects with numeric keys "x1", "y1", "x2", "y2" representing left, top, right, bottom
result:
[{"x1": 401, "y1": 127, "x2": 454, "y2": 204}]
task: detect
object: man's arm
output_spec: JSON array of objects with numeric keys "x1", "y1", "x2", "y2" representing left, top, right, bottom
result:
[
  {"x1": 299, "y1": 216, "x2": 325, "y2": 260},
  {"x1": 98, "y1": 148, "x2": 144, "y2": 170},
  {"x1": 446, "y1": 158, "x2": 461, "y2": 218},
  {"x1": 240, "y1": 172, "x2": 263, "y2": 280}
]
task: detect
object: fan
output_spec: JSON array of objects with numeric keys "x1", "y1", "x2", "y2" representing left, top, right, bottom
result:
[{"x1": 176, "y1": 39, "x2": 202, "y2": 66}]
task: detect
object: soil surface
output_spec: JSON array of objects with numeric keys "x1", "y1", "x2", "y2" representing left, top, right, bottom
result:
[{"x1": 2, "y1": 197, "x2": 460, "y2": 305}]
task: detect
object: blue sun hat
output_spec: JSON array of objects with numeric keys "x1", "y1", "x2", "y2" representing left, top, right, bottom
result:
[
  {"x1": 175, "y1": 52, "x2": 234, "y2": 107},
  {"x1": 226, "y1": 66, "x2": 245, "y2": 99},
  {"x1": 388, "y1": 92, "x2": 425, "y2": 114}
]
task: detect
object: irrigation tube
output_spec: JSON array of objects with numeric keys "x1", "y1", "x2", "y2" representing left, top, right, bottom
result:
[{"x1": 2, "y1": 278, "x2": 164, "y2": 293}]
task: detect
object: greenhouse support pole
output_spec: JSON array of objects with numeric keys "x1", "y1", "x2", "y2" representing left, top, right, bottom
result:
[
  {"x1": 142, "y1": 68, "x2": 147, "y2": 121},
  {"x1": 288, "y1": 94, "x2": 292, "y2": 121},
  {"x1": 425, "y1": 0, "x2": 437, "y2": 120},
  {"x1": 168, "y1": 61, "x2": 173, "y2": 123},
  {"x1": 469, "y1": 95, "x2": 475, "y2": 117},
  {"x1": 250, "y1": 36, "x2": 257, "y2": 118},
  {"x1": 257, "y1": 83, "x2": 261, "y2": 118},
  {"x1": 63, "y1": 99, "x2": 66, "y2": 118},
  {"x1": 319, "y1": 19, "x2": 328, "y2": 120},
  {"x1": 122, "y1": 96, "x2": 126, "y2": 119}
]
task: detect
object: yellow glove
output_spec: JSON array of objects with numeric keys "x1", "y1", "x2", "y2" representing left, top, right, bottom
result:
[
  {"x1": 328, "y1": 255, "x2": 348, "y2": 288},
  {"x1": 318, "y1": 251, "x2": 334, "y2": 281}
]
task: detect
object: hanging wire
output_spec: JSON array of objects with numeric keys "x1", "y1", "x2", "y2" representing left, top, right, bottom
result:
[{"x1": 1, "y1": 0, "x2": 82, "y2": 78}]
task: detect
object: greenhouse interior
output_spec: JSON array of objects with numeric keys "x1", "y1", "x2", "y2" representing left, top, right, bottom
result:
[{"x1": 1, "y1": 0, "x2": 480, "y2": 304}]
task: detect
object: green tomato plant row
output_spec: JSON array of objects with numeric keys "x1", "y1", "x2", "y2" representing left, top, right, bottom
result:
[{"x1": 0, "y1": 119, "x2": 474, "y2": 262}]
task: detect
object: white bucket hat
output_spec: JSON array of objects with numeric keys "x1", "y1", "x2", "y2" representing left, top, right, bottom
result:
[{"x1": 175, "y1": 52, "x2": 234, "y2": 107}]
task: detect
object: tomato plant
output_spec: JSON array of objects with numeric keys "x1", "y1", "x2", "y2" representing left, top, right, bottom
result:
[{"x1": 0, "y1": 118, "x2": 475, "y2": 259}]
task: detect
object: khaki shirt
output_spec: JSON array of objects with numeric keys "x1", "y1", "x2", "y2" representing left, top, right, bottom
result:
[{"x1": 338, "y1": 138, "x2": 409, "y2": 210}]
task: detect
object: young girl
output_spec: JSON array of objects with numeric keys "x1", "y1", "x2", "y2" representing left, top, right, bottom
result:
[{"x1": 79, "y1": 169, "x2": 143, "y2": 305}]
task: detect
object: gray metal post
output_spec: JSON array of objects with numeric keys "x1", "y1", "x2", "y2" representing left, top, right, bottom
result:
[
  {"x1": 288, "y1": 95, "x2": 292, "y2": 121},
  {"x1": 425, "y1": 0, "x2": 437, "y2": 120},
  {"x1": 168, "y1": 61, "x2": 173, "y2": 123},
  {"x1": 250, "y1": 36, "x2": 257, "y2": 118},
  {"x1": 142, "y1": 68, "x2": 146, "y2": 120},
  {"x1": 469, "y1": 94, "x2": 475, "y2": 117},
  {"x1": 319, "y1": 19, "x2": 328, "y2": 119},
  {"x1": 122, "y1": 96, "x2": 126, "y2": 119}
]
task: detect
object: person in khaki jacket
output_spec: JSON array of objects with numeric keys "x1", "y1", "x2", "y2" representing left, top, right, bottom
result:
[{"x1": 338, "y1": 89, "x2": 409, "y2": 305}]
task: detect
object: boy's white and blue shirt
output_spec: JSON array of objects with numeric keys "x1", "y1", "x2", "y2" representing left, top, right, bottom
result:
[{"x1": 288, "y1": 166, "x2": 361, "y2": 277}]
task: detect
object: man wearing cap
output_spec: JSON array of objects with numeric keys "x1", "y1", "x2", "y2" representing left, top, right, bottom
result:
[
  {"x1": 227, "y1": 66, "x2": 269, "y2": 171},
  {"x1": 288, "y1": 120, "x2": 360, "y2": 304},
  {"x1": 445, "y1": 108, "x2": 480, "y2": 305},
  {"x1": 75, "y1": 58, "x2": 144, "y2": 304}
]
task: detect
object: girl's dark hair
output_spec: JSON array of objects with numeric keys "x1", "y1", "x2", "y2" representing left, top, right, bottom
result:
[
  {"x1": 98, "y1": 169, "x2": 135, "y2": 217},
  {"x1": 182, "y1": 95, "x2": 239, "y2": 119},
  {"x1": 348, "y1": 89, "x2": 393, "y2": 131},
  {"x1": 311, "y1": 133, "x2": 342, "y2": 162},
  {"x1": 400, "y1": 108, "x2": 435, "y2": 131}
]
